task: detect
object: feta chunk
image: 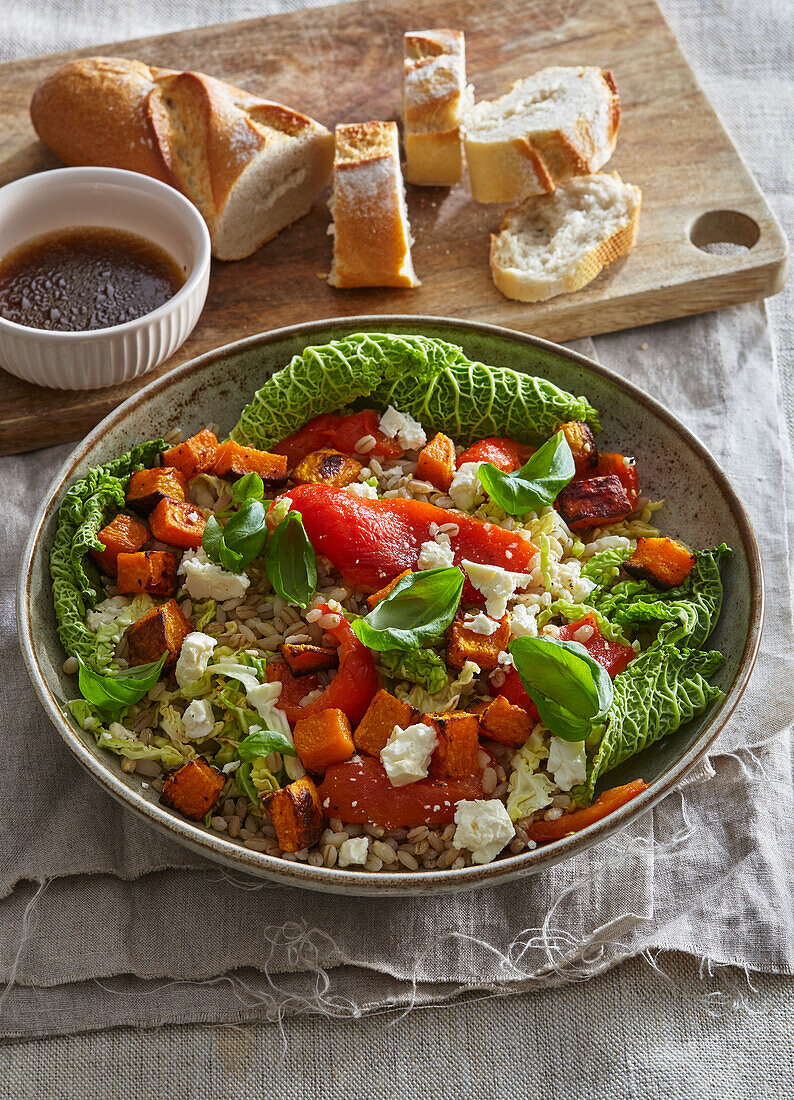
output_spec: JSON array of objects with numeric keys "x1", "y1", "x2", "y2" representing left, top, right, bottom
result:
[
  {"x1": 380, "y1": 722, "x2": 438, "y2": 787},
  {"x1": 509, "y1": 603, "x2": 539, "y2": 638},
  {"x1": 178, "y1": 548, "x2": 250, "y2": 601},
  {"x1": 182, "y1": 698, "x2": 215, "y2": 740},
  {"x1": 338, "y1": 837, "x2": 369, "y2": 867},
  {"x1": 379, "y1": 406, "x2": 427, "y2": 451},
  {"x1": 448, "y1": 462, "x2": 484, "y2": 512},
  {"x1": 345, "y1": 481, "x2": 379, "y2": 499},
  {"x1": 453, "y1": 799, "x2": 515, "y2": 864},
  {"x1": 460, "y1": 559, "x2": 532, "y2": 619},
  {"x1": 547, "y1": 737, "x2": 587, "y2": 792},
  {"x1": 462, "y1": 612, "x2": 500, "y2": 636},
  {"x1": 417, "y1": 536, "x2": 455, "y2": 570},
  {"x1": 174, "y1": 631, "x2": 217, "y2": 688}
]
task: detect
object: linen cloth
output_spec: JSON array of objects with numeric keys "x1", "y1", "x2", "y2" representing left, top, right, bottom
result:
[{"x1": 1, "y1": 0, "x2": 793, "y2": 1046}]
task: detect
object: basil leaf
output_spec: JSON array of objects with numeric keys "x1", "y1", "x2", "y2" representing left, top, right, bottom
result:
[
  {"x1": 202, "y1": 515, "x2": 242, "y2": 572},
  {"x1": 77, "y1": 653, "x2": 167, "y2": 715},
  {"x1": 238, "y1": 728, "x2": 297, "y2": 761},
  {"x1": 509, "y1": 635, "x2": 613, "y2": 741},
  {"x1": 265, "y1": 511, "x2": 318, "y2": 609},
  {"x1": 231, "y1": 472, "x2": 265, "y2": 505},
  {"x1": 477, "y1": 431, "x2": 575, "y2": 516},
  {"x1": 202, "y1": 501, "x2": 269, "y2": 574},
  {"x1": 236, "y1": 761, "x2": 259, "y2": 803},
  {"x1": 353, "y1": 567, "x2": 464, "y2": 652}
]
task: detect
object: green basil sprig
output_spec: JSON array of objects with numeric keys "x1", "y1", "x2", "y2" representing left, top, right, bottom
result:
[
  {"x1": 238, "y1": 727, "x2": 297, "y2": 760},
  {"x1": 230, "y1": 472, "x2": 265, "y2": 506},
  {"x1": 477, "y1": 431, "x2": 575, "y2": 516},
  {"x1": 203, "y1": 500, "x2": 269, "y2": 573},
  {"x1": 353, "y1": 567, "x2": 464, "y2": 652},
  {"x1": 77, "y1": 653, "x2": 167, "y2": 715},
  {"x1": 265, "y1": 511, "x2": 318, "y2": 609},
  {"x1": 508, "y1": 635, "x2": 613, "y2": 741}
]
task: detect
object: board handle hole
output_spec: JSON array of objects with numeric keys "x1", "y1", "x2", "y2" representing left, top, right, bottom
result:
[{"x1": 690, "y1": 210, "x2": 760, "y2": 255}]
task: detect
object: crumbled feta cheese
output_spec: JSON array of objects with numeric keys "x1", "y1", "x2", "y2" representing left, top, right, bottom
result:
[
  {"x1": 448, "y1": 462, "x2": 484, "y2": 512},
  {"x1": 178, "y1": 548, "x2": 250, "y2": 601},
  {"x1": 379, "y1": 406, "x2": 427, "y2": 451},
  {"x1": 417, "y1": 536, "x2": 455, "y2": 570},
  {"x1": 182, "y1": 698, "x2": 215, "y2": 740},
  {"x1": 547, "y1": 737, "x2": 587, "y2": 792},
  {"x1": 338, "y1": 837, "x2": 369, "y2": 867},
  {"x1": 453, "y1": 799, "x2": 515, "y2": 864},
  {"x1": 345, "y1": 481, "x2": 379, "y2": 499},
  {"x1": 509, "y1": 603, "x2": 539, "y2": 638},
  {"x1": 107, "y1": 721, "x2": 135, "y2": 742},
  {"x1": 497, "y1": 650, "x2": 514, "y2": 667},
  {"x1": 463, "y1": 612, "x2": 500, "y2": 636},
  {"x1": 460, "y1": 559, "x2": 532, "y2": 619},
  {"x1": 174, "y1": 631, "x2": 217, "y2": 688},
  {"x1": 381, "y1": 722, "x2": 438, "y2": 786}
]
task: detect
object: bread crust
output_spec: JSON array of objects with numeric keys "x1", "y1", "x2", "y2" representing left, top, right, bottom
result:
[
  {"x1": 403, "y1": 29, "x2": 466, "y2": 186},
  {"x1": 328, "y1": 121, "x2": 419, "y2": 289},
  {"x1": 30, "y1": 57, "x2": 334, "y2": 259}
]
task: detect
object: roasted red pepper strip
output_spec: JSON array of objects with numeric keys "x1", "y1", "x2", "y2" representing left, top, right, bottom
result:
[
  {"x1": 496, "y1": 668, "x2": 540, "y2": 722},
  {"x1": 577, "y1": 451, "x2": 639, "y2": 507},
  {"x1": 273, "y1": 411, "x2": 402, "y2": 467},
  {"x1": 526, "y1": 780, "x2": 648, "y2": 844},
  {"x1": 457, "y1": 436, "x2": 535, "y2": 472},
  {"x1": 318, "y1": 755, "x2": 483, "y2": 829},
  {"x1": 276, "y1": 485, "x2": 537, "y2": 600},
  {"x1": 556, "y1": 614, "x2": 635, "y2": 677},
  {"x1": 268, "y1": 604, "x2": 378, "y2": 727}
]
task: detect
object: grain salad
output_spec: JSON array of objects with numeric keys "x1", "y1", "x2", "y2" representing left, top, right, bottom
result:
[{"x1": 51, "y1": 333, "x2": 730, "y2": 871}]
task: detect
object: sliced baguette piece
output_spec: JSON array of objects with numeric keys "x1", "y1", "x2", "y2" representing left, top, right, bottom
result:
[
  {"x1": 30, "y1": 57, "x2": 334, "y2": 260},
  {"x1": 328, "y1": 121, "x2": 420, "y2": 289},
  {"x1": 403, "y1": 28, "x2": 471, "y2": 186},
  {"x1": 464, "y1": 66, "x2": 621, "y2": 203},
  {"x1": 490, "y1": 173, "x2": 642, "y2": 303}
]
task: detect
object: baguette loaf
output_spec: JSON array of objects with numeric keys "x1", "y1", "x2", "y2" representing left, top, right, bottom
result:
[
  {"x1": 30, "y1": 57, "x2": 334, "y2": 261},
  {"x1": 403, "y1": 29, "x2": 471, "y2": 186},
  {"x1": 464, "y1": 66, "x2": 621, "y2": 203},
  {"x1": 328, "y1": 121, "x2": 420, "y2": 289},
  {"x1": 490, "y1": 173, "x2": 641, "y2": 302}
]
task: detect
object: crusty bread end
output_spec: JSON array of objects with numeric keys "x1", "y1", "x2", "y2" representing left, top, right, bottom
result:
[{"x1": 403, "y1": 29, "x2": 470, "y2": 186}]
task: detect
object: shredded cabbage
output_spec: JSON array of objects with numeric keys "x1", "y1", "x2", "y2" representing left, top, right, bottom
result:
[{"x1": 506, "y1": 731, "x2": 554, "y2": 821}]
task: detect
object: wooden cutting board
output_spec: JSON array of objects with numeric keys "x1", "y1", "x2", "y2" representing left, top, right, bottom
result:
[{"x1": 0, "y1": 0, "x2": 787, "y2": 455}]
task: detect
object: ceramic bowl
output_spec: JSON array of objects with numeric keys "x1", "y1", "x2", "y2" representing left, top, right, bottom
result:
[
  {"x1": 17, "y1": 317, "x2": 763, "y2": 896},
  {"x1": 0, "y1": 167, "x2": 211, "y2": 389}
]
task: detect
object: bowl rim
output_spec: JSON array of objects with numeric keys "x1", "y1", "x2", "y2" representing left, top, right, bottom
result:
[
  {"x1": 0, "y1": 166, "x2": 212, "y2": 340},
  {"x1": 16, "y1": 315, "x2": 765, "y2": 897}
]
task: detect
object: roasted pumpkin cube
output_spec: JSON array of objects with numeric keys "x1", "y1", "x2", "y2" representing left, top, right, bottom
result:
[
  {"x1": 417, "y1": 432, "x2": 456, "y2": 492},
  {"x1": 212, "y1": 440, "x2": 289, "y2": 485},
  {"x1": 278, "y1": 642, "x2": 339, "y2": 677},
  {"x1": 291, "y1": 447, "x2": 363, "y2": 488},
  {"x1": 425, "y1": 711, "x2": 480, "y2": 779},
  {"x1": 625, "y1": 537, "x2": 696, "y2": 590},
  {"x1": 354, "y1": 688, "x2": 417, "y2": 757},
  {"x1": 126, "y1": 467, "x2": 188, "y2": 514},
  {"x1": 479, "y1": 694, "x2": 533, "y2": 747},
  {"x1": 149, "y1": 498, "x2": 206, "y2": 549},
  {"x1": 262, "y1": 775, "x2": 325, "y2": 852},
  {"x1": 160, "y1": 758, "x2": 225, "y2": 820},
  {"x1": 590, "y1": 451, "x2": 639, "y2": 505},
  {"x1": 446, "y1": 613, "x2": 510, "y2": 671},
  {"x1": 162, "y1": 429, "x2": 219, "y2": 479},
  {"x1": 556, "y1": 475, "x2": 634, "y2": 532},
  {"x1": 557, "y1": 421, "x2": 598, "y2": 476},
  {"x1": 125, "y1": 598, "x2": 191, "y2": 667},
  {"x1": 89, "y1": 513, "x2": 149, "y2": 576},
  {"x1": 366, "y1": 569, "x2": 413, "y2": 610},
  {"x1": 293, "y1": 709, "x2": 355, "y2": 775},
  {"x1": 117, "y1": 550, "x2": 179, "y2": 597}
]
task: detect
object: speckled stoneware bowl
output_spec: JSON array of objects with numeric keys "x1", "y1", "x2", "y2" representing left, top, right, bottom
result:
[{"x1": 18, "y1": 317, "x2": 763, "y2": 897}]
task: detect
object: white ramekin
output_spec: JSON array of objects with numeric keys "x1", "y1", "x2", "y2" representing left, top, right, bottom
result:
[{"x1": 0, "y1": 167, "x2": 211, "y2": 390}]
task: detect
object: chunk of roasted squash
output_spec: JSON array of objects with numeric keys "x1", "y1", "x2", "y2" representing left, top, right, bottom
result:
[
  {"x1": 89, "y1": 513, "x2": 149, "y2": 577},
  {"x1": 162, "y1": 429, "x2": 219, "y2": 479},
  {"x1": 161, "y1": 758, "x2": 225, "y2": 820},
  {"x1": 278, "y1": 642, "x2": 339, "y2": 677},
  {"x1": 557, "y1": 421, "x2": 598, "y2": 476},
  {"x1": 149, "y1": 498, "x2": 206, "y2": 549},
  {"x1": 556, "y1": 475, "x2": 634, "y2": 532},
  {"x1": 212, "y1": 440, "x2": 289, "y2": 485},
  {"x1": 424, "y1": 711, "x2": 480, "y2": 779},
  {"x1": 117, "y1": 550, "x2": 179, "y2": 597},
  {"x1": 416, "y1": 432, "x2": 456, "y2": 492},
  {"x1": 293, "y1": 708, "x2": 356, "y2": 775},
  {"x1": 291, "y1": 447, "x2": 363, "y2": 488},
  {"x1": 589, "y1": 452, "x2": 639, "y2": 505},
  {"x1": 354, "y1": 688, "x2": 416, "y2": 757},
  {"x1": 366, "y1": 569, "x2": 413, "y2": 610},
  {"x1": 126, "y1": 467, "x2": 188, "y2": 514},
  {"x1": 479, "y1": 694, "x2": 533, "y2": 748},
  {"x1": 624, "y1": 537, "x2": 695, "y2": 590},
  {"x1": 262, "y1": 776, "x2": 325, "y2": 853},
  {"x1": 125, "y1": 598, "x2": 191, "y2": 667},
  {"x1": 446, "y1": 614, "x2": 510, "y2": 671}
]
